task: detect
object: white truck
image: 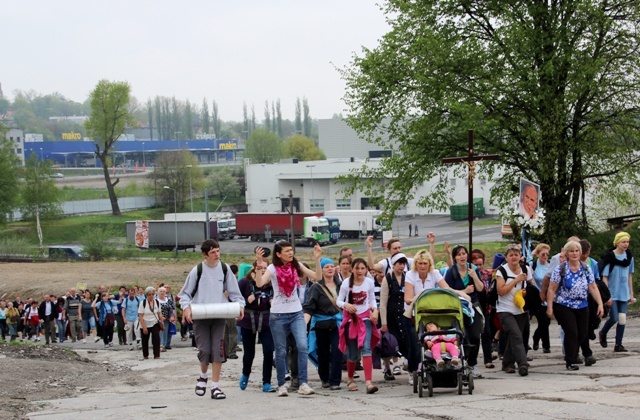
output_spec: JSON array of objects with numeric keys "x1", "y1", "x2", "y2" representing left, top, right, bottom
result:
[
  {"x1": 324, "y1": 209, "x2": 384, "y2": 239},
  {"x1": 163, "y1": 213, "x2": 236, "y2": 240}
]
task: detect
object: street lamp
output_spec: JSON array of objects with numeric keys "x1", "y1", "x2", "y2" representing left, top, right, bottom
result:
[
  {"x1": 186, "y1": 164, "x2": 193, "y2": 212},
  {"x1": 163, "y1": 186, "x2": 178, "y2": 258},
  {"x1": 142, "y1": 142, "x2": 146, "y2": 168},
  {"x1": 39, "y1": 147, "x2": 43, "y2": 162},
  {"x1": 306, "y1": 164, "x2": 315, "y2": 211}
]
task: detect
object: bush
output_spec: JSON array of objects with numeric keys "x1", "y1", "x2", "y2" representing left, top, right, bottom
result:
[
  {"x1": 80, "y1": 226, "x2": 118, "y2": 261},
  {"x1": 0, "y1": 237, "x2": 39, "y2": 256}
]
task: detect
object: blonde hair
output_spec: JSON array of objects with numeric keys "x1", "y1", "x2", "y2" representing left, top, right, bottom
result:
[
  {"x1": 563, "y1": 240, "x2": 582, "y2": 257},
  {"x1": 532, "y1": 243, "x2": 550, "y2": 257},
  {"x1": 412, "y1": 249, "x2": 435, "y2": 272}
]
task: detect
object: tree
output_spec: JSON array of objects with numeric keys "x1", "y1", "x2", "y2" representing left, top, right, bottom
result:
[
  {"x1": 149, "y1": 150, "x2": 204, "y2": 210},
  {"x1": 245, "y1": 128, "x2": 283, "y2": 163},
  {"x1": 242, "y1": 102, "x2": 249, "y2": 139},
  {"x1": 0, "y1": 130, "x2": 21, "y2": 224},
  {"x1": 212, "y1": 100, "x2": 221, "y2": 138},
  {"x1": 201, "y1": 98, "x2": 210, "y2": 134},
  {"x1": 276, "y1": 99, "x2": 283, "y2": 138},
  {"x1": 207, "y1": 167, "x2": 241, "y2": 198},
  {"x1": 147, "y1": 98, "x2": 154, "y2": 140},
  {"x1": 84, "y1": 80, "x2": 134, "y2": 216},
  {"x1": 302, "y1": 97, "x2": 312, "y2": 138},
  {"x1": 340, "y1": 1, "x2": 640, "y2": 243},
  {"x1": 184, "y1": 99, "x2": 194, "y2": 140},
  {"x1": 154, "y1": 97, "x2": 163, "y2": 140},
  {"x1": 294, "y1": 97, "x2": 302, "y2": 134},
  {"x1": 19, "y1": 153, "x2": 63, "y2": 220},
  {"x1": 264, "y1": 101, "x2": 271, "y2": 132},
  {"x1": 284, "y1": 135, "x2": 326, "y2": 161}
]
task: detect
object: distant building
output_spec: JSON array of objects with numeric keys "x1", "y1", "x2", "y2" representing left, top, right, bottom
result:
[
  {"x1": 6, "y1": 127, "x2": 25, "y2": 165},
  {"x1": 48, "y1": 115, "x2": 88, "y2": 124},
  {"x1": 317, "y1": 118, "x2": 391, "y2": 159}
]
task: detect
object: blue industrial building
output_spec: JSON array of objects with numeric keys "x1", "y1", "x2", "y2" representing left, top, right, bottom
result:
[{"x1": 23, "y1": 139, "x2": 242, "y2": 168}]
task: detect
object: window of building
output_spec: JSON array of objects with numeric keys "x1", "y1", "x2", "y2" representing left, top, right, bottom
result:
[
  {"x1": 310, "y1": 199, "x2": 325, "y2": 212},
  {"x1": 336, "y1": 199, "x2": 351, "y2": 209},
  {"x1": 16, "y1": 148, "x2": 22, "y2": 154}
]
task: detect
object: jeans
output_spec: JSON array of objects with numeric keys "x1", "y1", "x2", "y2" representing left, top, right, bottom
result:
[
  {"x1": 270, "y1": 311, "x2": 309, "y2": 386},
  {"x1": 161, "y1": 320, "x2": 171, "y2": 347},
  {"x1": 345, "y1": 319, "x2": 373, "y2": 361},
  {"x1": 82, "y1": 316, "x2": 96, "y2": 334},
  {"x1": 241, "y1": 327, "x2": 275, "y2": 385},
  {"x1": 600, "y1": 300, "x2": 629, "y2": 346},
  {"x1": 56, "y1": 319, "x2": 66, "y2": 342},
  {"x1": 315, "y1": 327, "x2": 343, "y2": 386}
]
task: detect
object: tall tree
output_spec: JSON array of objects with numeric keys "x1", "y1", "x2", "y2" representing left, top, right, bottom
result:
[
  {"x1": 184, "y1": 99, "x2": 194, "y2": 140},
  {"x1": 171, "y1": 97, "x2": 182, "y2": 139},
  {"x1": 242, "y1": 102, "x2": 249, "y2": 140},
  {"x1": 246, "y1": 128, "x2": 283, "y2": 163},
  {"x1": 154, "y1": 96, "x2": 163, "y2": 140},
  {"x1": 201, "y1": 98, "x2": 210, "y2": 134},
  {"x1": 340, "y1": 1, "x2": 640, "y2": 243},
  {"x1": 212, "y1": 100, "x2": 221, "y2": 138},
  {"x1": 276, "y1": 99, "x2": 283, "y2": 138},
  {"x1": 264, "y1": 101, "x2": 271, "y2": 132},
  {"x1": 84, "y1": 79, "x2": 134, "y2": 216},
  {"x1": 302, "y1": 97, "x2": 312, "y2": 138},
  {"x1": 148, "y1": 150, "x2": 203, "y2": 210},
  {"x1": 250, "y1": 104, "x2": 257, "y2": 131},
  {"x1": 0, "y1": 131, "x2": 20, "y2": 224},
  {"x1": 294, "y1": 97, "x2": 302, "y2": 134},
  {"x1": 147, "y1": 98, "x2": 154, "y2": 141},
  {"x1": 271, "y1": 101, "x2": 277, "y2": 136}
]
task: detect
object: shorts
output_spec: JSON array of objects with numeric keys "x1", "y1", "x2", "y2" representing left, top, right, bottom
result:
[{"x1": 193, "y1": 318, "x2": 227, "y2": 364}]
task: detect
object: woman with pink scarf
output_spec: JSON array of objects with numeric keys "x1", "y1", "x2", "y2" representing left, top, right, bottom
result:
[
  {"x1": 256, "y1": 241, "x2": 323, "y2": 397},
  {"x1": 337, "y1": 258, "x2": 380, "y2": 394}
]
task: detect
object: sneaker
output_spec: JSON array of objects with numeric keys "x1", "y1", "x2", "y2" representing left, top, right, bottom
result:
[
  {"x1": 408, "y1": 374, "x2": 414, "y2": 386},
  {"x1": 576, "y1": 355, "x2": 584, "y2": 364},
  {"x1": 392, "y1": 366, "x2": 402, "y2": 375},
  {"x1": 436, "y1": 359, "x2": 445, "y2": 368},
  {"x1": 614, "y1": 344, "x2": 628, "y2": 352},
  {"x1": 518, "y1": 365, "x2": 529, "y2": 377},
  {"x1": 566, "y1": 364, "x2": 579, "y2": 371},
  {"x1": 239, "y1": 374, "x2": 249, "y2": 390},
  {"x1": 451, "y1": 357, "x2": 460, "y2": 367},
  {"x1": 108, "y1": 342, "x2": 113, "y2": 347},
  {"x1": 297, "y1": 383, "x2": 315, "y2": 395},
  {"x1": 289, "y1": 379, "x2": 300, "y2": 392},
  {"x1": 105, "y1": 344, "x2": 109, "y2": 349},
  {"x1": 228, "y1": 354, "x2": 238, "y2": 359},
  {"x1": 383, "y1": 369, "x2": 395, "y2": 381},
  {"x1": 277, "y1": 385, "x2": 289, "y2": 397},
  {"x1": 584, "y1": 355, "x2": 597, "y2": 366},
  {"x1": 321, "y1": 382, "x2": 330, "y2": 389},
  {"x1": 262, "y1": 383, "x2": 276, "y2": 393},
  {"x1": 599, "y1": 331, "x2": 608, "y2": 348},
  {"x1": 543, "y1": 348, "x2": 551, "y2": 354},
  {"x1": 470, "y1": 365, "x2": 482, "y2": 378},
  {"x1": 329, "y1": 385, "x2": 341, "y2": 390},
  {"x1": 503, "y1": 366, "x2": 516, "y2": 374},
  {"x1": 285, "y1": 373, "x2": 291, "y2": 381},
  {"x1": 82, "y1": 339, "x2": 86, "y2": 344}
]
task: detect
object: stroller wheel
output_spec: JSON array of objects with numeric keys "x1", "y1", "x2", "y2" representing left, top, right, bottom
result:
[
  {"x1": 457, "y1": 372, "x2": 463, "y2": 395},
  {"x1": 427, "y1": 374, "x2": 433, "y2": 397},
  {"x1": 418, "y1": 374, "x2": 423, "y2": 398},
  {"x1": 468, "y1": 373, "x2": 474, "y2": 395}
]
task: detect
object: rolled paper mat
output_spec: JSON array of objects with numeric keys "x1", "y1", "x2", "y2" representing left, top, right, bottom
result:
[{"x1": 191, "y1": 302, "x2": 241, "y2": 320}]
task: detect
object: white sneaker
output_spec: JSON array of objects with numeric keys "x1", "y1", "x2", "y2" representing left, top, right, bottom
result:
[
  {"x1": 297, "y1": 383, "x2": 315, "y2": 395},
  {"x1": 82, "y1": 339, "x2": 86, "y2": 344},
  {"x1": 392, "y1": 365, "x2": 402, "y2": 375},
  {"x1": 277, "y1": 385, "x2": 289, "y2": 397},
  {"x1": 470, "y1": 365, "x2": 481, "y2": 378},
  {"x1": 408, "y1": 374, "x2": 414, "y2": 386}
]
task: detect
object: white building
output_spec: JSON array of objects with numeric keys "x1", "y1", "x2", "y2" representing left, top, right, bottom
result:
[{"x1": 6, "y1": 128, "x2": 25, "y2": 165}]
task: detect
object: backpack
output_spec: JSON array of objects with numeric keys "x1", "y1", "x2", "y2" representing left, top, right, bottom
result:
[
  {"x1": 142, "y1": 298, "x2": 160, "y2": 311},
  {"x1": 598, "y1": 247, "x2": 633, "y2": 278},
  {"x1": 191, "y1": 261, "x2": 229, "y2": 298}
]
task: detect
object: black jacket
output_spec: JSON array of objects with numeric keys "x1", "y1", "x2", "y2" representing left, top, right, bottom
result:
[{"x1": 38, "y1": 300, "x2": 59, "y2": 320}]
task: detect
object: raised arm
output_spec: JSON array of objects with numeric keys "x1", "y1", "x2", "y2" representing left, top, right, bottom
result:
[{"x1": 366, "y1": 236, "x2": 383, "y2": 272}]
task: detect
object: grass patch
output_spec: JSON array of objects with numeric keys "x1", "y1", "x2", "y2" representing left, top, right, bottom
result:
[
  {"x1": 60, "y1": 181, "x2": 153, "y2": 201},
  {"x1": 456, "y1": 218, "x2": 501, "y2": 228}
]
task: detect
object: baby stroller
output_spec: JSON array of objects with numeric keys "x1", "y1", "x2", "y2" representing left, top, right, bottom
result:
[{"x1": 412, "y1": 288, "x2": 474, "y2": 397}]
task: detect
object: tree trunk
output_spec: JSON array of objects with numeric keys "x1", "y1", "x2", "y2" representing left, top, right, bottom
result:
[{"x1": 101, "y1": 160, "x2": 121, "y2": 216}]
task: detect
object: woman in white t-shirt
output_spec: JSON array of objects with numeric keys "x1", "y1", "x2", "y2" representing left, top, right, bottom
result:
[
  {"x1": 256, "y1": 241, "x2": 323, "y2": 397},
  {"x1": 337, "y1": 258, "x2": 380, "y2": 394},
  {"x1": 496, "y1": 244, "x2": 535, "y2": 377},
  {"x1": 405, "y1": 249, "x2": 470, "y2": 305}
]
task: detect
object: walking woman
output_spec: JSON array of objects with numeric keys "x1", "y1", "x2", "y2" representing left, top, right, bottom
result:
[
  {"x1": 92, "y1": 292, "x2": 119, "y2": 348},
  {"x1": 547, "y1": 241, "x2": 604, "y2": 370},
  {"x1": 337, "y1": 258, "x2": 380, "y2": 394},
  {"x1": 157, "y1": 287, "x2": 174, "y2": 352},
  {"x1": 496, "y1": 244, "x2": 533, "y2": 376},
  {"x1": 599, "y1": 232, "x2": 635, "y2": 352},
  {"x1": 138, "y1": 286, "x2": 164, "y2": 359},
  {"x1": 79, "y1": 289, "x2": 98, "y2": 343},
  {"x1": 444, "y1": 245, "x2": 485, "y2": 377},
  {"x1": 530, "y1": 243, "x2": 552, "y2": 353},
  {"x1": 238, "y1": 260, "x2": 276, "y2": 392},
  {"x1": 255, "y1": 241, "x2": 323, "y2": 397},
  {"x1": 304, "y1": 258, "x2": 343, "y2": 390}
]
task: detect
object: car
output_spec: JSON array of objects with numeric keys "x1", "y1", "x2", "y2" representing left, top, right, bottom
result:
[
  {"x1": 50, "y1": 173, "x2": 65, "y2": 179},
  {"x1": 48, "y1": 245, "x2": 87, "y2": 260}
]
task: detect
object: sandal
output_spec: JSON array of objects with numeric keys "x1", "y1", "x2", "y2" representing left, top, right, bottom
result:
[
  {"x1": 160, "y1": 345, "x2": 166, "y2": 352},
  {"x1": 366, "y1": 384, "x2": 378, "y2": 394},
  {"x1": 211, "y1": 387, "x2": 226, "y2": 400},
  {"x1": 347, "y1": 379, "x2": 358, "y2": 392},
  {"x1": 485, "y1": 363, "x2": 495, "y2": 369},
  {"x1": 195, "y1": 376, "x2": 207, "y2": 396}
]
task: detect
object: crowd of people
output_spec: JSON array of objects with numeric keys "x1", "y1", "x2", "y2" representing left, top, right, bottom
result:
[{"x1": 0, "y1": 231, "x2": 634, "y2": 401}]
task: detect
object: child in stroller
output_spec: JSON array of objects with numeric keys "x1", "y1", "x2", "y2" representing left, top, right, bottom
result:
[{"x1": 424, "y1": 322, "x2": 460, "y2": 368}]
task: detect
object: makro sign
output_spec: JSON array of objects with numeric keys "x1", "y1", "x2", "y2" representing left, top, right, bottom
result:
[
  {"x1": 62, "y1": 132, "x2": 82, "y2": 140},
  {"x1": 218, "y1": 141, "x2": 237, "y2": 150}
]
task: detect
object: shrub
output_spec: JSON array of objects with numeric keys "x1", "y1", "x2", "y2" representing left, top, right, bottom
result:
[{"x1": 80, "y1": 226, "x2": 118, "y2": 261}]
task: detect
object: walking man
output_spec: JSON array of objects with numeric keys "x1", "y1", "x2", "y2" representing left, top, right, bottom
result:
[{"x1": 178, "y1": 239, "x2": 245, "y2": 400}]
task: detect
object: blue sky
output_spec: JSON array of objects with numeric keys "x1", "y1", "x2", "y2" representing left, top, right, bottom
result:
[{"x1": 2, "y1": 0, "x2": 389, "y2": 121}]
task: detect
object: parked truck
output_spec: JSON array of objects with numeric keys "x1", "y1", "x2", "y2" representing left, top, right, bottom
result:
[
  {"x1": 125, "y1": 220, "x2": 219, "y2": 251},
  {"x1": 323, "y1": 209, "x2": 384, "y2": 239},
  {"x1": 163, "y1": 213, "x2": 236, "y2": 240},
  {"x1": 235, "y1": 213, "x2": 330, "y2": 246}
]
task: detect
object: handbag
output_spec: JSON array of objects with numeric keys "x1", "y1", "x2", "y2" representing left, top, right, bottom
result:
[
  {"x1": 168, "y1": 323, "x2": 177, "y2": 335},
  {"x1": 103, "y1": 313, "x2": 115, "y2": 329}
]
